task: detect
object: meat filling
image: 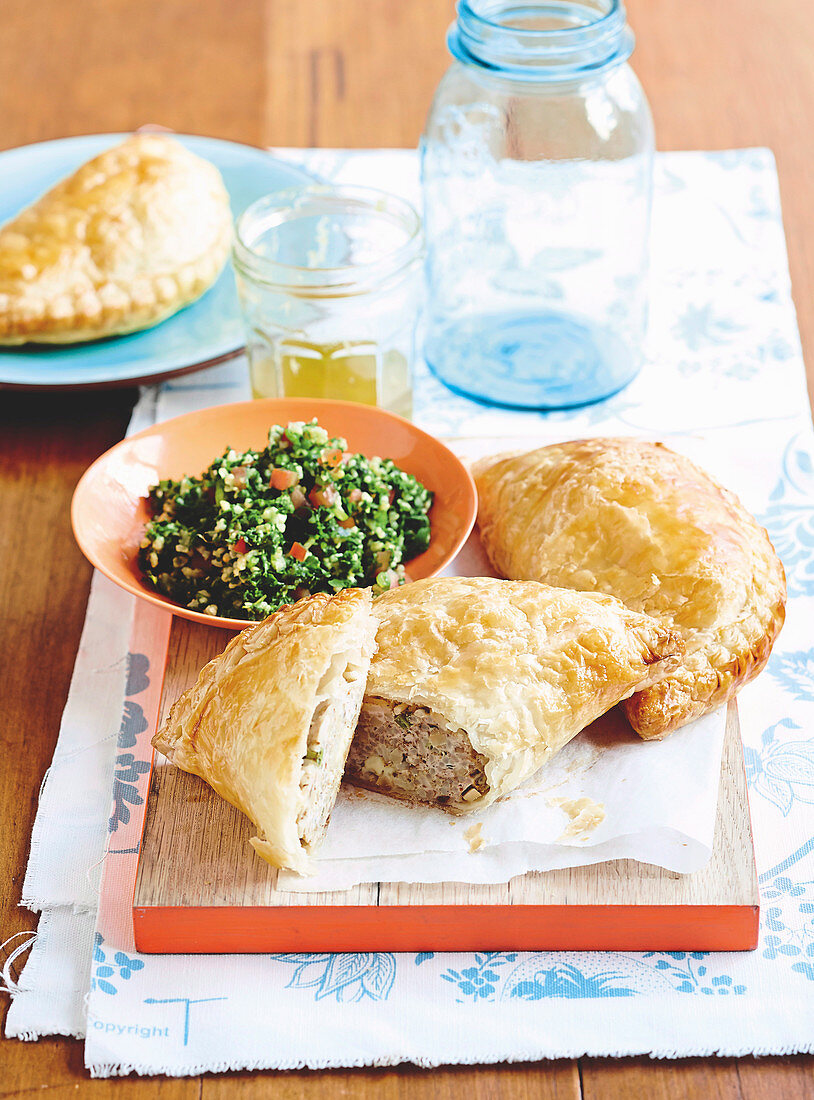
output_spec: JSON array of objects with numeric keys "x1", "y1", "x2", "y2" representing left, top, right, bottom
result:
[{"x1": 345, "y1": 696, "x2": 490, "y2": 810}]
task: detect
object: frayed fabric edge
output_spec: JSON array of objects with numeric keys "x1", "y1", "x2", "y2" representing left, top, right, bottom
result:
[
  {"x1": 17, "y1": 901, "x2": 99, "y2": 916},
  {"x1": 87, "y1": 1040, "x2": 814, "y2": 1079},
  {"x1": 9, "y1": 1026, "x2": 86, "y2": 1042}
]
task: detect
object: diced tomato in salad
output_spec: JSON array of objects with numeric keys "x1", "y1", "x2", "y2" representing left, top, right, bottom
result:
[
  {"x1": 270, "y1": 467, "x2": 299, "y2": 490},
  {"x1": 319, "y1": 447, "x2": 345, "y2": 469},
  {"x1": 139, "y1": 418, "x2": 432, "y2": 623},
  {"x1": 309, "y1": 485, "x2": 337, "y2": 508}
]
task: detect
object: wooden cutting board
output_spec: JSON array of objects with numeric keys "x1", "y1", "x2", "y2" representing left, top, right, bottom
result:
[{"x1": 133, "y1": 617, "x2": 759, "y2": 954}]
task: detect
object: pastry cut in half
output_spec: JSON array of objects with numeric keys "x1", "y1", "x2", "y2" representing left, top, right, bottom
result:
[
  {"x1": 152, "y1": 588, "x2": 377, "y2": 875},
  {"x1": 473, "y1": 438, "x2": 786, "y2": 740},
  {"x1": 345, "y1": 576, "x2": 682, "y2": 810},
  {"x1": 0, "y1": 134, "x2": 233, "y2": 344}
]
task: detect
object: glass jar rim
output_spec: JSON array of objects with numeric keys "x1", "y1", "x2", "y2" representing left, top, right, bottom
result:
[
  {"x1": 458, "y1": 0, "x2": 621, "y2": 38},
  {"x1": 233, "y1": 183, "x2": 424, "y2": 294},
  {"x1": 448, "y1": 0, "x2": 633, "y2": 81}
]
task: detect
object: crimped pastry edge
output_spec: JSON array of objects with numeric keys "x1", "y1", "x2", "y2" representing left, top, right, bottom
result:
[
  {"x1": 0, "y1": 135, "x2": 233, "y2": 345},
  {"x1": 472, "y1": 437, "x2": 787, "y2": 740}
]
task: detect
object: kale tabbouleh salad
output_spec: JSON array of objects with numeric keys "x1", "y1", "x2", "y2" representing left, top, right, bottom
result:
[{"x1": 138, "y1": 420, "x2": 433, "y2": 620}]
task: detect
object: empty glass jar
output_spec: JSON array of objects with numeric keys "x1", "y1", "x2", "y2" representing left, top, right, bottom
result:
[{"x1": 421, "y1": 0, "x2": 654, "y2": 408}]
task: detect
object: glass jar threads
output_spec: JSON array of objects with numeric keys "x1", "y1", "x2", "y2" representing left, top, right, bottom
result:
[
  {"x1": 233, "y1": 185, "x2": 424, "y2": 419},
  {"x1": 421, "y1": 0, "x2": 654, "y2": 408}
]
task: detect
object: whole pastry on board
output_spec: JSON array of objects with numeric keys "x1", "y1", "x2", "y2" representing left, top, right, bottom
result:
[
  {"x1": 0, "y1": 134, "x2": 232, "y2": 344},
  {"x1": 344, "y1": 576, "x2": 683, "y2": 810},
  {"x1": 152, "y1": 588, "x2": 377, "y2": 875},
  {"x1": 472, "y1": 437, "x2": 786, "y2": 740}
]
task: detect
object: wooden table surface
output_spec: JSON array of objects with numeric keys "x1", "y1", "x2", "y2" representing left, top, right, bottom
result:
[{"x1": 1, "y1": 0, "x2": 813, "y2": 1095}]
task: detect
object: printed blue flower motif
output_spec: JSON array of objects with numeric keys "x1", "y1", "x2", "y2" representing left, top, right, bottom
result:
[
  {"x1": 743, "y1": 718, "x2": 814, "y2": 815},
  {"x1": 746, "y1": 183, "x2": 774, "y2": 222},
  {"x1": 116, "y1": 700, "x2": 149, "y2": 750},
  {"x1": 414, "y1": 952, "x2": 435, "y2": 966},
  {"x1": 108, "y1": 694, "x2": 152, "y2": 832},
  {"x1": 655, "y1": 164, "x2": 687, "y2": 195},
  {"x1": 91, "y1": 934, "x2": 145, "y2": 995},
  {"x1": 412, "y1": 357, "x2": 489, "y2": 437},
  {"x1": 763, "y1": 330, "x2": 794, "y2": 362},
  {"x1": 705, "y1": 148, "x2": 771, "y2": 172},
  {"x1": 125, "y1": 652, "x2": 150, "y2": 696},
  {"x1": 763, "y1": 875, "x2": 807, "y2": 899},
  {"x1": 704, "y1": 330, "x2": 795, "y2": 381},
  {"x1": 441, "y1": 952, "x2": 517, "y2": 1001},
  {"x1": 760, "y1": 437, "x2": 814, "y2": 597},
  {"x1": 672, "y1": 303, "x2": 744, "y2": 352},
  {"x1": 508, "y1": 962, "x2": 636, "y2": 1000},
  {"x1": 759, "y1": 876, "x2": 814, "y2": 980},
  {"x1": 675, "y1": 350, "x2": 761, "y2": 381},
  {"x1": 641, "y1": 952, "x2": 746, "y2": 996},
  {"x1": 108, "y1": 752, "x2": 151, "y2": 833},
  {"x1": 269, "y1": 953, "x2": 396, "y2": 1002},
  {"x1": 768, "y1": 649, "x2": 814, "y2": 703},
  {"x1": 545, "y1": 391, "x2": 641, "y2": 429}
]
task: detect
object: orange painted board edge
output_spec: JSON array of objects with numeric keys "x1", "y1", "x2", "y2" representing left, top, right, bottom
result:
[
  {"x1": 133, "y1": 903, "x2": 760, "y2": 955},
  {"x1": 127, "y1": 607, "x2": 174, "y2": 940}
]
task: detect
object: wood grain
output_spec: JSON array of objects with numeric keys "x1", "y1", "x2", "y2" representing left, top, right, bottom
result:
[
  {"x1": 201, "y1": 1061, "x2": 581, "y2": 1099},
  {"x1": 1, "y1": 0, "x2": 813, "y2": 1093},
  {"x1": 0, "y1": 391, "x2": 134, "y2": 956},
  {"x1": 134, "y1": 618, "x2": 757, "y2": 953},
  {"x1": 582, "y1": 1056, "x2": 814, "y2": 1100},
  {"x1": 0, "y1": 1035, "x2": 197, "y2": 1099},
  {"x1": 0, "y1": 0, "x2": 267, "y2": 150}
]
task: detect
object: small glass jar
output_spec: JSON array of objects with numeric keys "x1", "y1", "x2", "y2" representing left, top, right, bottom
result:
[
  {"x1": 421, "y1": 0, "x2": 654, "y2": 408},
  {"x1": 233, "y1": 185, "x2": 423, "y2": 419}
]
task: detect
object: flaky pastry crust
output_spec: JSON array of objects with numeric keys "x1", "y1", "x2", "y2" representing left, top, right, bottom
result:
[
  {"x1": 367, "y1": 576, "x2": 682, "y2": 803},
  {"x1": 152, "y1": 588, "x2": 376, "y2": 875},
  {"x1": 0, "y1": 134, "x2": 232, "y2": 344},
  {"x1": 473, "y1": 438, "x2": 786, "y2": 739}
]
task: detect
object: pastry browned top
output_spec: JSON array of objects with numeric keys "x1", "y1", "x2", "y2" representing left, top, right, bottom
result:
[
  {"x1": 0, "y1": 134, "x2": 232, "y2": 344},
  {"x1": 152, "y1": 588, "x2": 377, "y2": 875},
  {"x1": 473, "y1": 438, "x2": 786, "y2": 738},
  {"x1": 369, "y1": 575, "x2": 682, "y2": 798}
]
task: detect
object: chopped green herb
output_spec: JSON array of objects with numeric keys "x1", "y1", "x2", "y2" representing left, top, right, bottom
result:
[
  {"x1": 138, "y1": 419, "x2": 433, "y2": 621},
  {"x1": 305, "y1": 747, "x2": 324, "y2": 765}
]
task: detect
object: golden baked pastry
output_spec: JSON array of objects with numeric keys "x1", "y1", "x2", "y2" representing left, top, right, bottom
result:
[
  {"x1": 473, "y1": 438, "x2": 786, "y2": 740},
  {"x1": 152, "y1": 588, "x2": 377, "y2": 875},
  {"x1": 0, "y1": 134, "x2": 232, "y2": 344},
  {"x1": 344, "y1": 576, "x2": 682, "y2": 810}
]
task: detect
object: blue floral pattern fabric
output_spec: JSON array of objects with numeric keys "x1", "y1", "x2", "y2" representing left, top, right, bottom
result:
[
  {"x1": 27, "y1": 148, "x2": 814, "y2": 1072},
  {"x1": 109, "y1": 662, "x2": 151, "y2": 833}
]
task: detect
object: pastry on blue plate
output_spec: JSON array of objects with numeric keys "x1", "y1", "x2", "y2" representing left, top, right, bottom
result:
[{"x1": 0, "y1": 133, "x2": 232, "y2": 345}]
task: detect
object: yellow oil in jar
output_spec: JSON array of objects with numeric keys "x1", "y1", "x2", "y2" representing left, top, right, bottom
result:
[{"x1": 249, "y1": 339, "x2": 413, "y2": 420}]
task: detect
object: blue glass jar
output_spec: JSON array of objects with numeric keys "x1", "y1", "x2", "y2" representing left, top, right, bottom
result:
[{"x1": 421, "y1": 0, "x2": 654, "y2": 408}]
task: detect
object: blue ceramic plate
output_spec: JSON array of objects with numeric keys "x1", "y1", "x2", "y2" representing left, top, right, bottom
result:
[{"x1": 0, "y1": 133, "x2": 313, "y2": 389}]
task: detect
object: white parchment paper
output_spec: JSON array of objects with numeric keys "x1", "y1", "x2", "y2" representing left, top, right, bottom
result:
[{"x1": 279, "y1": 701, "x2": 725, "y2": 892}]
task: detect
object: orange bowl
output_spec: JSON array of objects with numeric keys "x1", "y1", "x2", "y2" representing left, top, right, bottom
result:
[{"x1": 71, "y1": 398, "x2": 477, "y2": 629}]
